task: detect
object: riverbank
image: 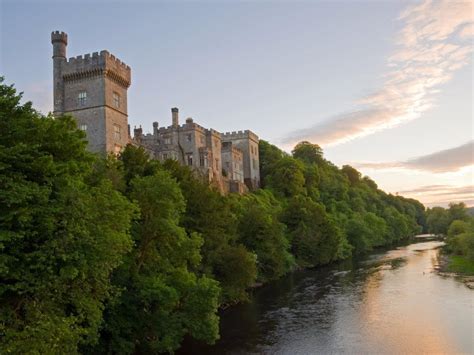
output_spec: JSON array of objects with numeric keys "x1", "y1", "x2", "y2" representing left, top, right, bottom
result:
[{"x1": 437, "y1": 251, "x2": 474, "y2": 289}]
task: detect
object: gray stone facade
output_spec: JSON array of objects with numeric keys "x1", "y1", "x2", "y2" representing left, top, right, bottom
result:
[
  {"x1": 221, "y1": 130, "x2": 260, "y2": 190},
  {"x1": 51, "y1": 31, "x2": 131, "y2": 155},
  {"x1": 134, "y1": 108, "x2": 259, "y2": 192},
  {"x1": 51, "y1": 31, "x2": 260, "y2": 193}
]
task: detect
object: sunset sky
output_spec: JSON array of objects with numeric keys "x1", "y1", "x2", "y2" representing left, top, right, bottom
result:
[{"x1": 1, "y1": 0, "x2": 472, "y2": 207}]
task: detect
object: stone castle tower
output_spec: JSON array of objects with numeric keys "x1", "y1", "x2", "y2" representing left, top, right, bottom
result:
[{"x1": 51, "y1": 31, "x2": 131, "y2": 154}]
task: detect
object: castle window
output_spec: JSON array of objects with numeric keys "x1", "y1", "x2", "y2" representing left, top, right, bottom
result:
[
  {"x1": 114, "y1": 124, "x2": 121, "y2": 140},
  {"x1": 186, "y1": 153, "x2": 193, "y2": 166},
  {"x1": 186, "y1": 134, "x2": 192, "y2": 142},
  {"x1": 199, "y1": 154, "x2": 208, "y2": 167},
  {"x1": 215, "y1": 158, "x2": 219, "y2": 169},
  {"x1": 80, "y1": 124, "x2": 87, "y2": 131},
  {"x1": 163, "y1": 153, "x2": 168, "y2": 160},
  {"x1": 252, "y1": 158, "x2": 257, "y2": 170},
  {"x1": 78, "y1": 91, "x2": 87, "y2": 106},
  {"x1": 164, "y1": 137, "x2": 171, "y2": 145},
  {"x1": 113, "y1": 92, "x2": 121, "y2": 108}
]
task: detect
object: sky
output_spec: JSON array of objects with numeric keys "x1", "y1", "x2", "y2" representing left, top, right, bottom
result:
[{"x1": 1, "y1": 0, "x2": 472, "y2": 207}]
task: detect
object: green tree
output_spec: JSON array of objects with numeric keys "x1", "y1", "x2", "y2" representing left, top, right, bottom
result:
[
  {"x1": 0, "y1": 78, "x2": 136, "y2": 353},
  {"x1": 98, "y1": 171, "x2": 220, "y2": 354},
  {"x1": 341, "y1": 165, "x2": 362, "y2": 186},
  {"x1": 282, "y1": 196, "x2": 349, "y2": 266},
  {"x1": 426, "y1": 207, "x2": 450, "y2": 235},
  {"x1": 163, "y1": 159, "x2": 257, "y2": 304},
  {"x1": 265, "y1": 156, "x2": 306, "y2": 198},
  {"x1": 447, "y1": 220, "x2": 470, "y2": 238},
  {"x1": 292, "y1": 141, "x2": 324, "y2": 165},
  {"x1": 235, "y1": 190, "x2": 294, "y2": 281}
]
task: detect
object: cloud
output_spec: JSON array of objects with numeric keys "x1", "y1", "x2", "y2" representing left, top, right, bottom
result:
[
  {"x1": 397, "y1": 184, "x2": 473, "y2": 208},
  {"x1": 354, "y1": 141, "x2": 473, "y2": 173},
  {"x1": 282, "y1": 0, "x2": 473, "y2": 147}
]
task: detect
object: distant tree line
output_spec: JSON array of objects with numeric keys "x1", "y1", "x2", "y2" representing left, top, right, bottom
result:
[
  {"x1": 425, "y1": 203, "x2": 474, "y2": 272},
  {"x1": 0, "y1": 78, "x2": 427, "y2": 353}
]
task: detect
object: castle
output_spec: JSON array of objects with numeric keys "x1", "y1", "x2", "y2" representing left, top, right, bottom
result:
[{"x1": 51, "y1": 31, "x2": 260, "y2": 192}]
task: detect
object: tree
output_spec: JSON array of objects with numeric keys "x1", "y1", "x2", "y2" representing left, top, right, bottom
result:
[
  {"x1": 341, "y1": 165, "x2": 361, "y2": 186},
  {"x1": 97, "y1": 171, "x2": 220, "y2": 354},
  {"x1": 235, "y1": 191, "x2": 294, "y2": 281},
  {"x1": 447, "y1": 220, "x2": 470, "y2": 238},
  {"x1": 258, "y1": 140, "x2": 287, "y2": 187},
  {"x1": 448, "y1": 202, "x2": 469, "y2": 223},
  {"x1": 281, "y1": 196, "x2": 349, "y2": 266},
  {"x1": 265, "y1": 156, "x2": 306, "y2": 198},
  {"x1": 163, "y1": 159, "x2": 257, "y2": 304},
  {"x1": 292, "y1": 141, "x2": 324, "y2": 165},
  {"x1": 426, "y1": 207, "x2": 450, "y2": 235},
  {"x1": 0, "y1": 78, "x2": 137, "y2": 353}
]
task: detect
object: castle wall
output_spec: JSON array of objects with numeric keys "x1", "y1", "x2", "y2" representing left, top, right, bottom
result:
[
  {"x1": 52, "y1": 31, "x2": 259, "y2": 194},
  {"x1": 69, "y1": 107, "x2": 107, "y2": 153},
  {"x1": 222, "y1": 142, "x2": 244, "y2": 183},
  {"x1": 64, "y1": 76, "x2": 105, "y2": 111},
  {"x1": 221, "y1": 131, "x2": 260, "y2": 189},
  {"x1": 52, "y1": 32, "x2": 131, "y2": 156},
  {"x1": 104, "y1": 106, "x2": 129, "y2": 153}
]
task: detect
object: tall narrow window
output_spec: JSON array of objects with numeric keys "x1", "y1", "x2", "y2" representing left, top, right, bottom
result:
[
  {"x1": 113, "y1": 92, "x2": 121, "y2": 108},
  {"x1": 80, "y1": 124, "x2": 87, "y2": 131},
  {"x1": 78, "y1": 91, "x2": 87, "y2": 106},
  {"x1": 114, "y1": 124, "x2": 121, "y2": 140},
  {"x1": 187, "y1": 153, "x2": 193, "y2": 166}
]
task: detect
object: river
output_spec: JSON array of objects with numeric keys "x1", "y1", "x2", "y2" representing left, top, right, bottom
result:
[{"x1": 180, "y1": 238, "x2": 473, "y2": 354}]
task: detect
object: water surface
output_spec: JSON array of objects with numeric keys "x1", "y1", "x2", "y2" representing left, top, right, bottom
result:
[{"x1": 181, "y1": 239, "x2": 473, "y2": 354}]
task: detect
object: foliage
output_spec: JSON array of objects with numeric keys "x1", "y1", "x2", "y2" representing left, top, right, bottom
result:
[
  {"x1": 0, "y1": 77, "x2": 429, "y2": 353},
  {"x1": 281, "y1": 196, "x2": 349, "y2": 266},
  {"x1": 234, "y1": 190, "x2": 294, "y2": 281},
  {"x1": 96, "y1": 169, "x2": 220, "y2": 354},
  {"x1": 0, "y1": 79, "x2": 136, "y2": 353},
  {"x1": 163, "y1": 159, "x2": 257, "y2": 304}
]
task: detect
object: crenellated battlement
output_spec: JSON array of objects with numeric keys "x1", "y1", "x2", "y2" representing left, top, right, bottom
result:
[
  {"x1": 221, "y1": 129, "x2": 259, "y2": 142},
  {"x1": 62, "y1": 50, "x2": 131, "y2": 88},
  {"x1": 51, "y1": 30, "x2": 68, "y2": 44}
]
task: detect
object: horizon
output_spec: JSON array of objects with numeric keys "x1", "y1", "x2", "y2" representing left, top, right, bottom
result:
[{"x1": 1, "y1": 0, "x2": 472, "y2": 208}]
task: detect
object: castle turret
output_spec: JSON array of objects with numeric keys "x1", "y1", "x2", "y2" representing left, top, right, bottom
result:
[
  {"x1": 51, "y1": 31, "x2": 68, "y2": 115},
  {"x1": 172, "y1": 107, "x2": 179, "y2": 127},
  {"x1": 50, "y1": 31, "x2": 131, "y2": 155}
]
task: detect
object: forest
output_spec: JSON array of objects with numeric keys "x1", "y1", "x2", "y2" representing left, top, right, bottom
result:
[{"x1": 0, "y1": 78, "x2": 433, "y2": 353}]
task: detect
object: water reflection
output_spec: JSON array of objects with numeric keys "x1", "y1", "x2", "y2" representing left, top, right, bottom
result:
[{"x1": 179, "y1": 240, "x2": 473, "y2": 354}]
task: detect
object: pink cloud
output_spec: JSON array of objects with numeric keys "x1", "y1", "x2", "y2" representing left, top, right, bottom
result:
[
  {"x1": 283, "y1": 0, "x2": 473, "y2": 147},
  {"x1": 354, "y1": 141, "x2": 474, "y2": 174}
]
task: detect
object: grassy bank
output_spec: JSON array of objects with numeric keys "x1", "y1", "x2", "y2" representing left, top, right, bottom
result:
[{"x1": 447, "y1": 255, "x2": 474, "y2": 275}]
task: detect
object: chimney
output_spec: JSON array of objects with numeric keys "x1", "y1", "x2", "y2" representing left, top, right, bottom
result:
[
  {"x1": 153, "y1": 121, "x2": 159, "y2": 135},
  {"x1": 171, "y1": 107, "x2": 179, "y2": 127}
]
